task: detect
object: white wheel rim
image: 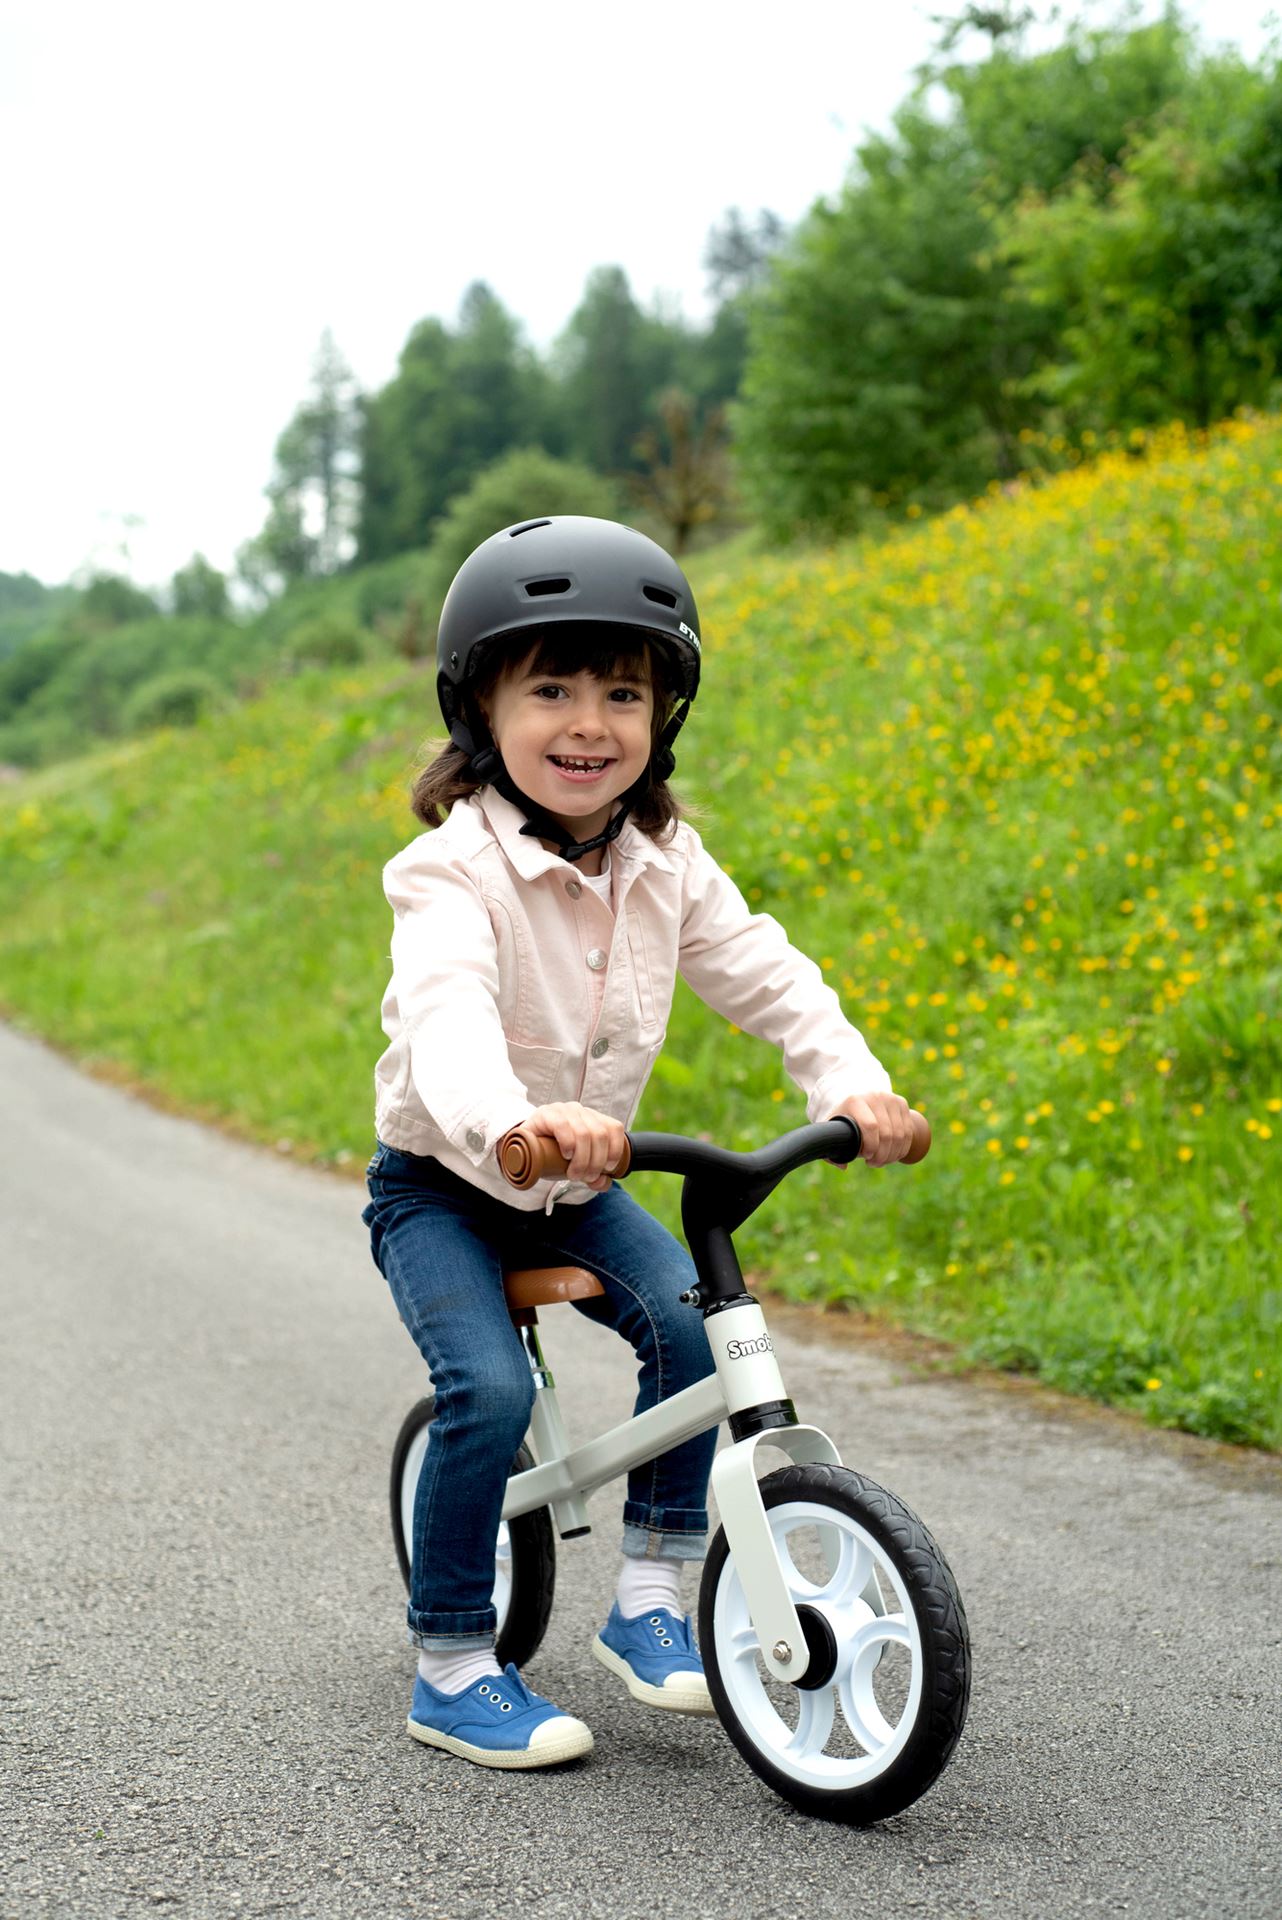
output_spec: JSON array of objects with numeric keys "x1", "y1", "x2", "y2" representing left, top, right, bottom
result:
[
  {"x1": 400, "y1": 1422, "x2": 513, "y2": 1629},
  {"x1": 713, "y1": 1498, "x2": 923, "y2": 1791}
]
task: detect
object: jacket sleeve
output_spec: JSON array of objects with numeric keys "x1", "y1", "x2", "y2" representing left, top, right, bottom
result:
[
  {"x1": 384, "y1": 842, "x2": 537, "y2": 1167},
  {"x1": 676, "y1": 826, "x2": 892, "y2": 1120}
]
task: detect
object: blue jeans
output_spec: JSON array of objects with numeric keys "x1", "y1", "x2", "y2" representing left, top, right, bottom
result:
[{"x1": 361, "y1": 1142, "x2": 717, "y2": 1648}]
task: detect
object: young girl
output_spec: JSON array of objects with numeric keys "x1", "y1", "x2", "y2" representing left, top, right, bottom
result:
[{"x1": 361, "y1": 515, "x2": 912, "y2": 1770}]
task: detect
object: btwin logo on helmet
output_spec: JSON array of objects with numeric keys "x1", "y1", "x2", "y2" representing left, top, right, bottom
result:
[
  {"x1": 725, "y1": 1334, "x2": 774, "y2": 1361},
  {"x1": 678, "y1": 620, "x2": 701, "y2": 652}
]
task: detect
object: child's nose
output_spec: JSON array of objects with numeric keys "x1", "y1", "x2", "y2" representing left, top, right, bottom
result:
[{"x1": 569, "y1": 700, "x2": 610, "y2": 736}]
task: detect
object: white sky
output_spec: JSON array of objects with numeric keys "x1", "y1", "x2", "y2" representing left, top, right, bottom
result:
[{"x1": 2, "y1": 0, "x2": 1276, "y2": 590}]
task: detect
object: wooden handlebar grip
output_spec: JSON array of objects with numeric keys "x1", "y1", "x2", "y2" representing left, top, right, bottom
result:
[
  {"x1": 903, "y1": 1110, "x2": 932, "y2": 1165},
  {"x1": 497, "y1": 1125, "x2": 632, "y2": 1190}
]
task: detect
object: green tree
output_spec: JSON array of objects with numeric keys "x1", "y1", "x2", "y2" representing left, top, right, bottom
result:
[
  {"x1": 694, "y1": 208, "x2": 787, "y2": 409},
  {"x1": 630, "y1": 389, "x2": 731, "y2": 553},
  {"x1": 735, "y1": 104, "x2": 1014, "y2": 536},
  {"x1": 1003, "y1": 55, "x2": 1282, "y2": 431},
  {"x1": 424, "y1": 448, "x2": 620, "y2": 616},
  {"x1": 358, "y1": 286, "x2": 547, "y2": 562},
  {"x1": 553, "y1": 267, "x2": 686, "y2": 475},
  {"x1": 170, "y1": 553, "x2": 230, "y2": 621},
  {"x1": 77, "y1": 574, "x2": 159, "y2": 627},
  {"x1": 0, "y1": 573, "x2": 74, "y2": 666},
  {"x1": 947, "y1": 11, "x2": 1195, "y2": 201},
  {"x1": 733, "y1": 7, "x2": 1227, "y2": 536},
  {"x1": 239, "y1": 330, "x2": 360, "y2": 594}
]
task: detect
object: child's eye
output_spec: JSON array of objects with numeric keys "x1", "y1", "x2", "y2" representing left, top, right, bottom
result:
[{"x1": 532, "y1": 684, "x2": 567, "y2": 700}]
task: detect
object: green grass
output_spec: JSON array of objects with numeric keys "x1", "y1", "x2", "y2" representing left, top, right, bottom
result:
[{"x1": 2, "y1": 417, "x2": 1279, "y2": 1447}]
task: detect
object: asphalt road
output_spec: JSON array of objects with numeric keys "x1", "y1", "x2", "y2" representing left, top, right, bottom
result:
[{"x1": 2, "y1": 1020, "x2": 1279, "y2": 1920}]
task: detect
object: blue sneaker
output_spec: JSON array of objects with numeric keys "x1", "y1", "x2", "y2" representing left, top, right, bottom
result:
[
  {"x1": 407, "y1": 1662, "x2": 594, "y2": 1770},
  {"x1": 592, "y1": 1603, "x2": 714, "y2": 1714}
]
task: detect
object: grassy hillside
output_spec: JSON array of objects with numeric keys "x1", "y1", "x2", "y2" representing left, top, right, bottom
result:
[{"x1": 2, "y1": 417, "x2": 1278, "y2": 1447}]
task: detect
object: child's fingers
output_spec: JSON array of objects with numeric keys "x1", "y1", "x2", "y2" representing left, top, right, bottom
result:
[
  {"x1": 570, "y1": 1117, "x2": 627, "y2": 1186},
  {"x1": 529, "y1": 1104, "x2": 625, "y2": 1187},
  {"x1": 868, "y1": 1095, "x2": 914, "y2": 1166},
  {"x1": 838, "y1": 1093, "x2": 914, "y2": 1167}
]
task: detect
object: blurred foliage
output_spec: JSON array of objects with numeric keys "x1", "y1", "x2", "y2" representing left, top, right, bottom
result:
[
  {"x1": 735, "y1": 9, "x2": 1282, "y2": 536},
  {"x1": 423, "y1": 448, "x2": 620, "y2": 603},
  {"x1": 123, "y1": 668, "x2": 226, "y2": 732},
  {"x1": 238, "y1": 331, "x2": 361, "y2": 594},
  {"x1": 77, "y1": 574, "x2": 159, "y2": 627},
  {"x1": 1004, "y1": 56, "x2": 1282, "y2": 431},
  {"x1": 282, "y1": 615, "x2": 373, "y2": 670},
  {"x1": 170, "y1": 553, "x2": 230, "y2": 621},
  {"x1": 629, "y1": 389, "x2": 732, "y2": 554},
  {"x1": 357, "y1": 284, "x2": 554, "y2": 563},
  {"x1": 0, "y1": 572, "x2": 74, "y2": 665}
]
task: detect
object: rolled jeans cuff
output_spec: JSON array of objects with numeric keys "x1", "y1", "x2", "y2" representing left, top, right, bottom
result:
[
  {"x1": 407, "y1": 1607, "x2": 496, "y2": 1649},
  {"x1": 621, "y1": 1517, "x2": 707, "y2": 1563}
]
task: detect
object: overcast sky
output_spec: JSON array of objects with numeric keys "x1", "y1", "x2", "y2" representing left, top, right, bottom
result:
[{"x1": 2, "y1": 0, "x2": 1276, "y2": 590}]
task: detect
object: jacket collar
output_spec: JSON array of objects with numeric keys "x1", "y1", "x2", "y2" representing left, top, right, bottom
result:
[{"x1": 475, "y1": 789, "x2": 676, "y2": 882}]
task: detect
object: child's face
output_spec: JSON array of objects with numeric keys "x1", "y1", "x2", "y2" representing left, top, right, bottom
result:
[{"x1": 482, "y1": 648, "x2": 656, "y2": 839}]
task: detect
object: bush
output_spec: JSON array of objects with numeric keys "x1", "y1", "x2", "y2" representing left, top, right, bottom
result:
[
  {"x1": 0, "y1": 710, "x2": 83, "y2": 768},
  {"x1": 78, "y1": 574, "x2": 159, "y2": 626},
  {"x1": 427, "y1": 448, "x2": 620, "y2": 597},
  {"x1": 123, "y1": 669, "x2": 224, "y2": 732},
  {"x1": 353, "y1": 550, "x2": 438, "y2": 631},
  {"x1": 0, "y1": 626, "x2": 89, "y2": 723},
  {"x1": 282, "y1": 615, "x2": 372, "y2": 668}
]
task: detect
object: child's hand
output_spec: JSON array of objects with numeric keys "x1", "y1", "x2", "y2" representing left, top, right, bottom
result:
[
  {"x1": 827, "y1": 1091, "x2": 915, "y2": 1169},
  {"x1": 524, "y1": 1102, "x2": 629, "y2": 1191}
]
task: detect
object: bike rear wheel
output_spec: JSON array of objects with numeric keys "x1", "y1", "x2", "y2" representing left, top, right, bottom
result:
[
  {"x1": 390, "y1": 1395, "x2": 556, "y2": 1671},
  {"x1": 699, "y1": 1462, "x2": 970, "y2": 1824}
]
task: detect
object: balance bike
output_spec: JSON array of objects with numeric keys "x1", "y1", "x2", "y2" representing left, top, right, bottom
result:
[{"x1": 390, "y1": 1113, "x2": 970, "y2": 1824}]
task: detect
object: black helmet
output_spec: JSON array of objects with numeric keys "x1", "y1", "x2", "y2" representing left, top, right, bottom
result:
[{"x1": 435, "y1": 516, "x2": 702, "y2": 864}]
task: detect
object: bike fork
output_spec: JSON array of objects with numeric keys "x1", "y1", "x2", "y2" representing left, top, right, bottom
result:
[{"x1": 703, "y1": 1297, "x2": 842, "y2": 1685}]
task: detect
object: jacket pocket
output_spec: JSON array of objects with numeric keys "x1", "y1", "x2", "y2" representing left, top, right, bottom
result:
[
  {"x1": 506, "y1": 1040, "x2": 564, "y2": 1109},
  {"x1": 625, "y1": 911, "x2": 659, "y2": 1031}
]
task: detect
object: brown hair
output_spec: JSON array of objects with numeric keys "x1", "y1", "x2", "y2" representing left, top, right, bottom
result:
[{"x1": 410, "y1": 625, "x2": 690, "y2": 837}]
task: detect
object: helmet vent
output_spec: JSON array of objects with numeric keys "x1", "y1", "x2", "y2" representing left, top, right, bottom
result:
[
  {"x1": 643, "y1": 584, "x2": 678, "y2": 608},
  {"x1": 524, "y1": 577, "x2": 573, "y2": 597},
  {"x1": 509, "y1": 519, "x2": 552, "y2": 537}
]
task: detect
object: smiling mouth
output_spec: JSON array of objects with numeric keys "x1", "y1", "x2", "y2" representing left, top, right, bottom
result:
[{"x1": 548, "y1": 755, "x2": 612, "y2": 773}]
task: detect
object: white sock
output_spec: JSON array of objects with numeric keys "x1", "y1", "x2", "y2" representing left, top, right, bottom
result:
[
  {"x1": 417, "y1": 1642, "x2": 503, "y2": 1694},
  {"x1": 616, "y1": 1555, "x2": 683, "y2": 1619}
]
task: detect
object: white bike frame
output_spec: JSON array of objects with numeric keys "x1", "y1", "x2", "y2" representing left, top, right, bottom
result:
[{"x1": 500, "y1": 1295, "x2": 839, "y2": 1684}]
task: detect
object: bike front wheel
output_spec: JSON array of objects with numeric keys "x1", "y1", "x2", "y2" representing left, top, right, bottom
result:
[
  {"x1": 390, "y1": 1395, "x2": 556, "y2": 1672},
  {"x1": 699, "y1": 1462, "x2": 970, "y2": 1824}
]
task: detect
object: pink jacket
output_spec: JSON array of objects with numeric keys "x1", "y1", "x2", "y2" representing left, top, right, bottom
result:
[{"x1": 373, "y1": 790, "x2": 891, "y2": 1211}]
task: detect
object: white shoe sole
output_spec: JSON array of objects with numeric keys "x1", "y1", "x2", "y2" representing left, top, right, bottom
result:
[
  {"x1": 407, "y1": 1715, "x2": 594, "y2": 1769},
  {"x1": 591, "y1": 1635, "x2": 717, "y2": 1714}
]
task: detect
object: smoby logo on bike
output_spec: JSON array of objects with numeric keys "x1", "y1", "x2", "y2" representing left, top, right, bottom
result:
[{"x1": 725, "y1": 1334, "x2": 774, "y2": 1360}]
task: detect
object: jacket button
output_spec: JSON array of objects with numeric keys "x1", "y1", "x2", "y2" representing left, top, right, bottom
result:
[
  {"x1": 465, "y1": 1129, "x2": 484, "y2": 1152},
  {"x1": 565, "y1": 880, "x2": 582, "y2": 899},
  {"x1": 591, "y1": 1038, "x2": 609, "y2": 1059},
  {"x1": 586, "y1": 948, "x2": 607, "y2": 971}
]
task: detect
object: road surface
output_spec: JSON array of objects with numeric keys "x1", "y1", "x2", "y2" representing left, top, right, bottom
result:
[{"x1": 1, "y1": 1021, "x2": 1278, "y2": 1918}]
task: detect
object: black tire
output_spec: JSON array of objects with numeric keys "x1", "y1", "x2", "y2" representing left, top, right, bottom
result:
[
  {"x1": 389, "y1": 1395, "x2": 556, "y2": 1672},
  {"x1": 698, "y1": 1463, "x2": 970, "y2": 1825}
]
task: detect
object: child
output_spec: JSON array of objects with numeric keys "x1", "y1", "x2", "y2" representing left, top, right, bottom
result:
[{"x1": 361, "y1": 515, "x2": 912, "y2": 1769}]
